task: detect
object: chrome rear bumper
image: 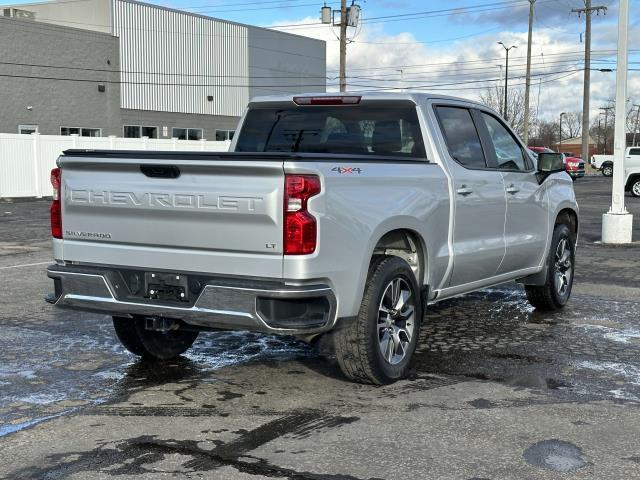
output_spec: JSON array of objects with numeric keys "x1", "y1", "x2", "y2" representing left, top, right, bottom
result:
[{"x1": 47, "y1": 265, "x2": 337, "y2": 335}]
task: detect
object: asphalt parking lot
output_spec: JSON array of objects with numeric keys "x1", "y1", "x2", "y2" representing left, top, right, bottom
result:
[{"x1": 1, "y1": 174, "x2": 639, "y2": 479}]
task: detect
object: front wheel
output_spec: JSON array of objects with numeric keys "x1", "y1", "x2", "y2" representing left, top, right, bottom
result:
[
  {"x1": 525, "y1": 224, "x2": 575, "y2": 311},
  {"x1": 333, "y1": 256, "x2": 422, "y2": 385},
  {"x1": 602, "y1": 164, "x2": 613, "y2": 177},
  {"x1": 113, "y1": 316, "x2": 199, "y2": 360},
  {"x1": 630, "y1": 178, "x2": 640, "y2": 197}
]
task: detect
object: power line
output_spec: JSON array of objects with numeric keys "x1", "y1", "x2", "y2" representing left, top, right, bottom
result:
[
  {"x1": 0, "y1": 66, "x2": 583, "y2": 90},
  {"x1": 326, "y1": 49, "x2": 633, "y2": 72},
  {"x1": 0, "y1": 52, "x2": 623, "y2": 82}
]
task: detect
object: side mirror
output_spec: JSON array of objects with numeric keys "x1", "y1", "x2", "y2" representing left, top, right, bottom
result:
[
  {"x1": 536, "y1": 152, "x2": 565, "y2": 184},
  {"x1": 537, "y1": 152, "x2": 564, "y2": 173}
]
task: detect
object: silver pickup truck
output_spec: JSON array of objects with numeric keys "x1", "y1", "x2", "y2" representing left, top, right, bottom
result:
[{"x1": 47, "y1": 92, "x2": 579, "y2": 384}]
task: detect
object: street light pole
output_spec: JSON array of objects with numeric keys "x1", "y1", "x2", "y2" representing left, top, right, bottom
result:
[
  {"x1": 602, "y1": 0, "x2": 633, "y2": 244},
  {"x1": 599, "y1": 106, "x2": 613, "y2": 154},
  {"x1": 498, "y1": 42, "x2": 517, "y2": 121},
  {"x1": 559, "y1": 112, "x2": 566, "y2": 151}
]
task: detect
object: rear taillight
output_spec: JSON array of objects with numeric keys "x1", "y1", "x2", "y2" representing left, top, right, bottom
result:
[
  {"x1": 50, "y1": 168, "x2": 62, "y2": 239},
  {"x1": 283, "y1": 174, "x2": 321, "y2": 255}
]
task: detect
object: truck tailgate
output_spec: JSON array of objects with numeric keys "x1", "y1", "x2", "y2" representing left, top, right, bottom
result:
[{"x1": 58, "y1": 152, "x2": 284, "y2": 276}]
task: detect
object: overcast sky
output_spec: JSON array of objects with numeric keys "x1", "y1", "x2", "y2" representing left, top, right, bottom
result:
[
  {"x1": 10, "y1": 0, "x2": 638, "y2": 123},
  {"x1": 168, "y1": 0, "x2": 639, "y2": 123}
]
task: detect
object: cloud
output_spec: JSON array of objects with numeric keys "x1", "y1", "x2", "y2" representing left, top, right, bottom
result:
[{"x1": 269, "y1": 14, "x2": 640, "y2": 124}]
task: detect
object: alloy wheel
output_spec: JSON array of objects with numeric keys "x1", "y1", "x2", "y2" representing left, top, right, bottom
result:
[
  {"x1": 554, "y1": 238, "x2": 572, "y2": 297},
  {"x1": 377, "y1": 277, "x2": 416, "y2": 365}
]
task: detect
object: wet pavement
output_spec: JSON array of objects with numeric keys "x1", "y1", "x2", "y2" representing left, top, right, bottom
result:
[{"x1": 1, "y1": 175, "x2": 640, "y2": 479}]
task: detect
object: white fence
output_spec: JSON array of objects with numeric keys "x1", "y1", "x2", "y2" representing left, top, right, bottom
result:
[{"x1": 0, "y1": 133, "x2": 231, "y2": 198}]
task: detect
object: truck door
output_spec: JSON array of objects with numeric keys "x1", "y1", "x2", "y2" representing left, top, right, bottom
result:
[
  {"x1": 477, "y1": 111, "x2": 549, "y2": 274},
  {"x1": 435, "y1": 106, "x2": 507, "y2": 287}
]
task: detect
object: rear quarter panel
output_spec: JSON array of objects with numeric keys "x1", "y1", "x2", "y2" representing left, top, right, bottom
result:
[{"x1": 283, "y1": 160, "x2": 450, "y2": 318}]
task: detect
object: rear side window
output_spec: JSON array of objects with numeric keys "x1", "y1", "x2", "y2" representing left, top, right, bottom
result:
[
  {"x1": 235, "y1": 102, "x2": 426, "y2": 158},
  {"x1": 630, "y1": 148, "x2": 640, "y2": 156},
  {"x1": 435, "y1": 106, "x2": 486, "y2": 169}
]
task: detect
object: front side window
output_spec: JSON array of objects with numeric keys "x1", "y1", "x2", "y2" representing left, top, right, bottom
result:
[
  {"x1": 481, "y1": 113, "x2": 528, "y2": 171},
  {"x1": 235, "y1": 102, "x2": 426, "y2": 158},
  {"x1": 435, "y1": 106, "x2": 486, "y2": 169}
]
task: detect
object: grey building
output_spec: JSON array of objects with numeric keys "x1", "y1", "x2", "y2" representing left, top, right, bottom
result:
[
  {"x1": 1, "y1": 0, "x2": 326, "y2": 140},
  {"x1": 0, "y1": 15, "x2": 122, "y2": 136}
]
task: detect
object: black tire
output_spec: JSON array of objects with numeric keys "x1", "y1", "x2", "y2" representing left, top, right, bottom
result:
[
  {"x1": 112, "y1": 316, "x2": 198, "y2": 360},
  {"x1": 630, "y1": 178, "x2": 640, "y2": 198},
  {"x1": 525, "y1": 224, "x2": 575, "y2": 311},
  {"x1": 602, "y1": 163, "x2": 613, "y2": 177},
  {"x1": 113, "y1": 316, "x2": 149, "y2": 356},
  {"x1": 333, "y1": 256, "x2": 422, "y2": 385}
]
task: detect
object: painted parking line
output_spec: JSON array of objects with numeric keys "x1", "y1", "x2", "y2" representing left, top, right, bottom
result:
[{"x1": 0, "y1": 261, "x2": 50, "y2": 270}]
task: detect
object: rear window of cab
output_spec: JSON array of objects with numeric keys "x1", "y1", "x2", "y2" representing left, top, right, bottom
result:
[{"x1": 235, "y1": 101, "x2": 426, "y2": 159}]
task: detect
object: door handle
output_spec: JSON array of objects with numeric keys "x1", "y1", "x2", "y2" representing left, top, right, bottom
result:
[
  {"x1": 506, "y1": 184, "x2": 520, "y2": 195},
  {"x1": 456, "y1": 185, "x2": 473, "y2": 196}
]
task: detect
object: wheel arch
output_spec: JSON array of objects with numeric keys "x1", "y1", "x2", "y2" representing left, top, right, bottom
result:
[
  {"x1": 555, "y1": 208, "x2": 579, "y2": 236},
  {"x1": 371, "y1": 228, "x2": 428, "y2": 288},
  {"x1": 625, "y1": 173, "x2": 640, "y2": 192}
]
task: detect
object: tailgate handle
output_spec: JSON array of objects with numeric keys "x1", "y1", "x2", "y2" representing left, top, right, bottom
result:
[{"x1": 140, "y1": 165, "x2": 181, "y2": 178}]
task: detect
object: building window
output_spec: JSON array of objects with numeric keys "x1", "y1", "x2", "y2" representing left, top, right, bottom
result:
[
  {"x1": 172, "y1": 128, "x2": 203, "y2": 141},
  {"x1": 123, "y1": 125, "x2": 141, "y2": 138},
  {"x1": 18, "y1": 125, "x2": 39, "y2": 134},
  {"x1": 124, "y1": 125, "x2": 158, "y2": 138},
  {"x1": 142, "y1": 126, "x2": 158, "y2": 138},
  {"x1": 61, "y1": 127, "x2": 102, "y2": 137},
  {"x1": 215, "y1": 130, "x2": 235, "y2": 141}
]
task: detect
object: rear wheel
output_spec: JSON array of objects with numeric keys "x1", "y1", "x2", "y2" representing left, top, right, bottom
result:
[
  {"x1": 333, "y1": 256, "x2": 421, "y2": 385},
  {"x1": 112, "y1": 316, "x2": 199, "y2": 360},
  {"x1": 630, "y1": 178, "x2": 640, "y2": 197},
  {"x1": 602, "y1": 163, "x2": 613, "y2": 177},
  {"x1": 525, "y1": 224, "x2": 575, "y2": 311}
]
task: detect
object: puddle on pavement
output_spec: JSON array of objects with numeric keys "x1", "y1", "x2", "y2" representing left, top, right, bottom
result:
[
  {"x1": 2, "y1": 284, "x2": 640, "y2": 436},
  {"x1": 413, "y1": 285, "x2": 640, "y2": 403},
  {"x1": 0, "y1": 312, "x2": 311, "y2": 437}
]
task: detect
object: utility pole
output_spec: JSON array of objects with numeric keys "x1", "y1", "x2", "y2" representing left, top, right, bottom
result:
[
  {"x1": 498, "y1": 42, "x2": 517, "y2": 121},
  {"x1": 572, "y1": 1, "x2": 607, "y2": 163},
  {"x1": 632, "y1": 104, "x2": 640, "y2": 146},
  {"x1": 523, "y1": 0, "x2": 535, "y2": 145},
  {"x1": 320, "y1": 1, "x2": 360, "y2": 92},
  {"x1": 602, "y1": 0, "x2": 632, "y2": 244},
  {"x1": 339, "y1": 0, "x2": 347, "y2": 92}
]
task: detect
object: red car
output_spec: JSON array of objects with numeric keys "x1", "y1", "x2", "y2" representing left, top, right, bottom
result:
[{"x1": 528, "y1": 147, "x2": 585, "y2": 180}]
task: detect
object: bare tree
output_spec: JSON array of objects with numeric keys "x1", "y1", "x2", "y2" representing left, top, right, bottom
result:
[
  {"x1": 560, "y1": 111, "x2": 582, "y2": 139},
  {"x1": 478, "y1": 85, "x2": 531, "y2": 138},
  {"x1": 529, "y1": 120, "x2": 559, "y2": 148}
]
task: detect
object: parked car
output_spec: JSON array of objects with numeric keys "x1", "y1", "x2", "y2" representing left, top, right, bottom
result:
[
  {"x1": 562, "y1": 153, "x2": 585, "y2": 181},
  {"x1": 591, "y1": 148, "x2": 640, "y2": 182},
  {"x1": 46, "y1": 93, "x2": 579, "y2": 384},
  {"x1": 591, "y1": 153, "x2": 614, "y2": 176}
]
